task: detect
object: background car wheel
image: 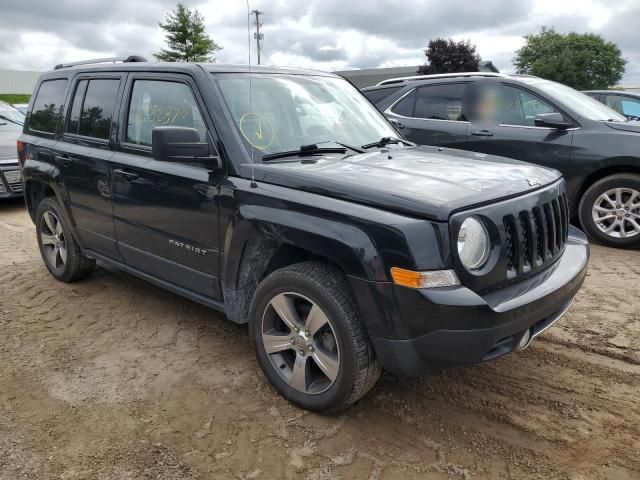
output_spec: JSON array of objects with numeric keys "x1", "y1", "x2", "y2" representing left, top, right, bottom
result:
[
  {"x1": 36, "y1": 197, "x2": 95, "y2": 282},
  {"x1": 579, "y1": 174, "x2": 640, "y2": 249},
  {"x1": 249, "y1": 261, "x2": 381, "y2": 414}
]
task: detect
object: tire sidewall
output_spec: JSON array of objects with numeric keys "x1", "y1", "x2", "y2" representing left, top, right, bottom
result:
[
  {"x1": 36, "y1": 198, "x2": 77, "y2": 281},
  {"x1": 249, "y1": 270, "x2": 358, "y2": 412},
  {"x1": 579, "y1": 175, "x2": 640, "y2": 249}
]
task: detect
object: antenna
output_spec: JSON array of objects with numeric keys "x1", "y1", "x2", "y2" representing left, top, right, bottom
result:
[{"x1": 247, "y1": 1, "x2": 257, "y2": 187}]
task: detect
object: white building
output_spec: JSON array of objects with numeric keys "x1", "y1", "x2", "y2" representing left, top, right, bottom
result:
[{"x1": 0, "y1": 69, "x2": 42, "y2": 95}]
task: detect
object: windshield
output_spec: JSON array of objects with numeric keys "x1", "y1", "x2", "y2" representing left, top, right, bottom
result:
[
  {"x1": 524, "y1": 79, "x2": 627, "y2": 122},
  {"x1": 0, "y1": 101, "x2": 25, "y2": 126},
  {"x1": 214, "y1": 73, "x2": 398, "y2": 158}
]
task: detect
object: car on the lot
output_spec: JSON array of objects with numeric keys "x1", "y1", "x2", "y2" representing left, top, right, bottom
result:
[
  {"x1": 12, "y1": 103, "x2": 29, "y2": 115},
  {"x1": 0, "y1": 100, "x2": 25, "y2": 198},
  {"x1": 363, "y1": 73, "x2": 640, "y2": 249},
  {"x1": 583, "y1": 89, "x2": 640, "y2": 121},
  {"x1": 18, "y1": 58, "x2": 589, "y2": 413}
]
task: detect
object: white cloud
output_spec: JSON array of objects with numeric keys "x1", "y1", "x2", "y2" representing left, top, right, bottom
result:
[{"x1": 0, "y1": 0, "x2": 638, "y2": 83}]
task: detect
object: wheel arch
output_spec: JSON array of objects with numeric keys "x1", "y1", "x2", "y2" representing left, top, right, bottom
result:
[
  {"x1": 571, "y1": 161, "x2": 640, "y2": 218},
  {"x1": 24, "y1": 179, "x2": 58, "y2": 223},
  {"x1": 220, "y1": 204, "x2": 385, "y2": 324}
]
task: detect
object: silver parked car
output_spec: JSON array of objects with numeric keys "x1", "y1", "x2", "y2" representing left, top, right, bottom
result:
[{"x1": 0, "y1": 101, "x2": 25, "y2": 198}]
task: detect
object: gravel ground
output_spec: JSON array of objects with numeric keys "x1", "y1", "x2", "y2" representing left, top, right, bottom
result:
[{"x1": 1, "y1": 197, "x2": 639, "y2": 480}]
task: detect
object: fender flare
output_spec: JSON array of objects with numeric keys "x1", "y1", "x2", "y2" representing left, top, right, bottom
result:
[{"x1": 220, "y1": 204, "x2": 386, "y2": 324}]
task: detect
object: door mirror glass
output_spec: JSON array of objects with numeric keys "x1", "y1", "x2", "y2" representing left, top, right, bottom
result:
[
  {"x1": 534, "y1": 112, "x2": 572, "y2": 129},
  {"x1": 152, "y1": 126, "x2": 213, "y2": 162}
]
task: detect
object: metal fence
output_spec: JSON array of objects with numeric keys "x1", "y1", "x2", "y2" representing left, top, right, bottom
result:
[{"x1": 0, "y1": 69, "x2": 42, "y2": 94}]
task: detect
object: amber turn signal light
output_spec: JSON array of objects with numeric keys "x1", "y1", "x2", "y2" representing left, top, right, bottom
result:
[{"x1": 390, "y1": 267, "x2": 460, "y2": 289}]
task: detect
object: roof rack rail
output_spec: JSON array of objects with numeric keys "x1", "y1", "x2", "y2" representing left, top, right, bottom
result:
[
  {"x1": 54, "y1": 55, "x2": 148, "y2": 70},
  {"x1": 376, "y1": 72, "x2": 506, "y2": 86}
]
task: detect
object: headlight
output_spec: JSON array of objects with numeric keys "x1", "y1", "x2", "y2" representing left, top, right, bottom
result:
[{"x1": 457, "y1": 217, "x2": 490, "y2": 270}]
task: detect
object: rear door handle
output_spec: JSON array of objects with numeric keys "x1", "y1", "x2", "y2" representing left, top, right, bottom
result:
[
  {"x1": 471, "y1": 130, "x2": 494, "y2": 137},
  {"x1": 55, "y1": 154, "x2": 74, "y2": 167},
  {"x1": 113, "y1": 169, "x2": 139, "y2": 182}
]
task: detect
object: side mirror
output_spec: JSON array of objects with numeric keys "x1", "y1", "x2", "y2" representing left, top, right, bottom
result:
[
  {"x1": 534, "y1": 112, "x2": 572, "y2": 130},
  {"x1": 151, "y1": 127, "x2": 219, "y2": 165}
]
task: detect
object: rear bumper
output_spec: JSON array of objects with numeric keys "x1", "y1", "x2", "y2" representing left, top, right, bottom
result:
[
  {"x1": 0, "y1": 161, "x2": 23, "y2": 198},
  {"x1": 353, "y1": 226, "x2": 589, "y2": 376}
]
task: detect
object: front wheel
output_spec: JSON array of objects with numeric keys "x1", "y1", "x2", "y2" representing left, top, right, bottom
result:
[
  {"x1": 249, "y1": 262, "x2": 380, "y2": 414},
  {"x1": 579, "y1": 174, "x2": 640, "y2": 248}
]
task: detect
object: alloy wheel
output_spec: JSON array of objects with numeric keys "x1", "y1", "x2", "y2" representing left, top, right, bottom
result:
[
  {"x1": 592, "y1": 187, "x2": 640, "y2": 239},
  {"x1": 261, "y1": 292, "x2": 340, "y2": 395},
  {"x1": 40, "y1": 210, "x2": 67, "y2": 269}
]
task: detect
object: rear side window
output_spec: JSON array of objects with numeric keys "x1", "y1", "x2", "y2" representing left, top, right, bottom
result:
[
  {"x1": 67, "y1": 80, "x2": 88, "y2": 134},
  {"x1": 414, "y1": 83, "x2": 466, "y2": 121},
  {"x1": 77, "y1": 79, "x2": 120, "y2": 139},
  {"x1": 125, "y1": 80, "x2": 206, "y2": 147},
  {"x1": 390, "y1": 89, "x2": 417, "y2": 116},
  {"x1": 29, "y1": 79, "x2": 68, "y2": 133},
  {"x1": 363, "y1": 86, "x2": 402, "y2": 105}
]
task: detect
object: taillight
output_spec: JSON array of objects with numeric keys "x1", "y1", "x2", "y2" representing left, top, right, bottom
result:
[{"x1": 17, "y1": 140, "x2": 25, "y2": 166}]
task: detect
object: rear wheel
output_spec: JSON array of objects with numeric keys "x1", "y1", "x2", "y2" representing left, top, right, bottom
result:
[
  {"x1": 36, "y1": 197, "x2": 95, "y2": 282},
  {"x1": 579, "y1": 174, "x2": 640, "y2": 248},
  {"x1": 249, "y1": 262, "x2": 380, "y2": 414}
]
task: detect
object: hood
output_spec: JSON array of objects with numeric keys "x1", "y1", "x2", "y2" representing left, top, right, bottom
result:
[
  {"x1": 242, "y1": 145, "x2": 561, "y2": 221},
  {"x1": 0, "y1": 121, "x2": 22, "y2": 161},
  {"x1": 605, "y1": 120, "x2": 640, "y2": 134}
]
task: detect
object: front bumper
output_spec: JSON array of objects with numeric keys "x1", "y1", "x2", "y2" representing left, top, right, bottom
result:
[
  {"x1": 0, "y1": 160, "x2": 23, "y2": 198},
  {"x1": 351, "y1": 226, "x2": 589, "y2": 376}
]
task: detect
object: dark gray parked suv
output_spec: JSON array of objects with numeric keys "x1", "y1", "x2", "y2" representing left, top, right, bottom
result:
[{"x1": 363, "y1": 73, "x2": 640, "y2": 249}]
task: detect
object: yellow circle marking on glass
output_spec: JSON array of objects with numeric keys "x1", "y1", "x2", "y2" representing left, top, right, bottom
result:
[{"x1": 239, "y1": 112, "x2": 275, "y2": 150}]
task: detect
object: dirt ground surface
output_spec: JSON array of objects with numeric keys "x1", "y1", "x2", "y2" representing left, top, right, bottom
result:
[{"x1": 1, "y1": 197, "x2": 639, "y2": 480}]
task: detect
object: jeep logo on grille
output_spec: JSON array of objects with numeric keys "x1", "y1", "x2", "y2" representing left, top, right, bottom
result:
[{"x1": 527, "y1": 177, "x2": 542, "y2": 187}]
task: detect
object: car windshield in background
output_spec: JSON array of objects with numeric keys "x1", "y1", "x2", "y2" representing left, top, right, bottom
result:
[
  {"x1": 0, "y1": 101, "x2": 25, "y2": 126},
  {"x1": 520, "y1": 78, "x2": 627, "y2": 122},
  {"x1": 215, "y1": 73, "x2": 398, "y2": 158}
]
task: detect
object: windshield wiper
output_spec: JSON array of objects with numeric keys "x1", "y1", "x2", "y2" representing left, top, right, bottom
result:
[
  {"x1": 361, "y1": 136, "x2": 414, "y2": 149},
  {"x1": 262, "y1": 145, "x2": 348, "y2": 162}
]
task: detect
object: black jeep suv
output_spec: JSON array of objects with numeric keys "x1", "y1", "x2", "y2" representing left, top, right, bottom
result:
[
  {"x1": 363, "y1": 73, "x2": 640, "y2": 249},
  {"x1": 18, "y1": 58, "x2": 589, "y2": 413}
]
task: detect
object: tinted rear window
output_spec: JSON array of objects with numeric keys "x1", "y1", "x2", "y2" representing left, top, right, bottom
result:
[
  {"x1": 391, "y1": 89, "x2": 417, "y2": 116},
  {"x1": 363, "y1": 86, "x2": 402, "y2": 105},
  {"x1": 414, "y1": 83, "x2": 466, "y2": 120},
  {"x1": 29, "y1": 79, "x2": 68, "y2": 133},
  {"x1": 78, "y1": 79, "x2": 120, "y2": 139}
]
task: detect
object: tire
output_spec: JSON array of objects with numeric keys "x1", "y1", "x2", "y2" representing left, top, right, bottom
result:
[
  {"x1": 249, "y1": 262, "x2": 381, "y2": 414},
  {"x1": 578, "y1": 174, "x2": 640, "y2": 249},
  {"x1": 35, "y1": 197, "x2": 96, "y2": 282}
]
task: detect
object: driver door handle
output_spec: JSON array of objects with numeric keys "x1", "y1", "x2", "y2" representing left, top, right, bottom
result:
[
  {"x1": 471, "y1": 130, "x2": 494, "y2": 137},
  {"x1": 113, "y1": 169, "x2": 139, "y2": 182},
  {"x1": 55, "y1": 154, "x2": 74, "y2": 167}
]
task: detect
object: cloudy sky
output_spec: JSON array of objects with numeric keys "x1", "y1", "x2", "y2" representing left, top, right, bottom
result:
[{"x1": 1, "y1": 0, "x2": 640, "y2": 84}]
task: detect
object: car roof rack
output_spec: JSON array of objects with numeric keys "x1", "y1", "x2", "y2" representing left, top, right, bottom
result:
[
  {"x1": 376, "y1": 72, "x2": 506, "y2": 86},
  {"x1": 54, "y1": 55, "x2": 148, "y2": 70}
]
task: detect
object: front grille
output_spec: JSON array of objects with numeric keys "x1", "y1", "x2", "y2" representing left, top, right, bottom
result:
[
  {"x1": 2, "y1": 170, "x2": 22, "y2": 192},
  {"x1": 504, "y1": 193, "x2": 569, "y2": 277}
]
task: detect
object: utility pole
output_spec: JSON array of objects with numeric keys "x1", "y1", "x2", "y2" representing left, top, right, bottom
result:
[{"x1": 252, "y1": 10, "x2": 264, "y2": 65}]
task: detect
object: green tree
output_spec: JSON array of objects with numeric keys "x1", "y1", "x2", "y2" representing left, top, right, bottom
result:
[
  {"x1": 417, "y1": 38, "x2": 481, "y2": 75},
  {"x1": 154, "y1": 3, "x2": 222, "y2": 62},
  {"x1": 513, "y1": 27, "x2": 626, "y2": 90}
]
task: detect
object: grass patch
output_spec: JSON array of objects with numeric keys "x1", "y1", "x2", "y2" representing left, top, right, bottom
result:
[{"x1": 0, "y1": 94, "x2": 30, "y2": 105}]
